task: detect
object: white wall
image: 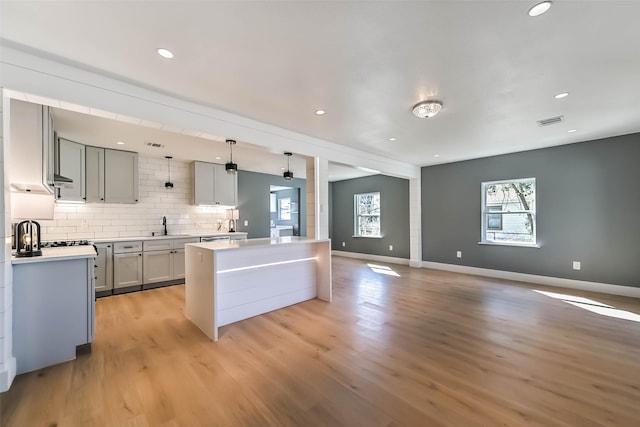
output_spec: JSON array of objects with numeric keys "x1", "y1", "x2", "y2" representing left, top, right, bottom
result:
[
  {"x1": 39, "y1": 155, "x2": 229, "y2": 241},
  {"x1": 1, "y1": 91, "x2": 17, "y2": 392}
]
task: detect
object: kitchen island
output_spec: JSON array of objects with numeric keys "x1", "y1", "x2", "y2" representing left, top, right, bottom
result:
[
  {"x1": 185, "y1": 237, "x2": 331, "y2": 341},
  {"x1": 12, "y1": 246, "x2": 96, "y2": 374}
]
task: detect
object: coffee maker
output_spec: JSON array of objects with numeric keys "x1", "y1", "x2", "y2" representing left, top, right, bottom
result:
[{"x1": 15, "y1": 220, "x2": 42, "y2": 257}]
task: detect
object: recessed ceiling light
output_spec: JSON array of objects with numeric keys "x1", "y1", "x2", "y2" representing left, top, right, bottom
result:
[
  {"x1": 215, "y1": 156, "x2": 221, "y2": 160},
  {"x1": 528, "y1": 1, "x2": 552, "y2": 17},
  {"x1": 157, "y1": 48, "x2": 174, "y2": 59},
  {"x1": 389, "y1": 137, "x2": 396, "y2": 141},
  {"x1": 281, "y1": 167, "x2": 286, "y2": 170},
  {"x1": 433, "y1": 154, "x2": 440, "y2": 158},
  {"x1": 568, "y1": 129, "x2": 577, "y2": 133},
  {"x1": 315, "y1": 109, "x2": 326, "y2": 116},
  {"x1": 555, "y1": 92, "x2": 569, "y2": 99},
  {"x1": 116, "y1": 141, "x2": 125, "y2": 145}
]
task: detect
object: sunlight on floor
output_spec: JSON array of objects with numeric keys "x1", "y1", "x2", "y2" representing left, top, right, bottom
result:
[
  {"x1": 366, "y1": 263, "x2": 401, "y2": 277},
  {"x1": 534, "y1": 290, "x2": 640, "y2": 323},
  {"x1": 533, "y1": 290, "x2": 613, "y2": 308}
]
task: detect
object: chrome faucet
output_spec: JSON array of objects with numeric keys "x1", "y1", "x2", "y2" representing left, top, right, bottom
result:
[{"x1": 162, "y1": 216, "x2": 168, "y2": 235}]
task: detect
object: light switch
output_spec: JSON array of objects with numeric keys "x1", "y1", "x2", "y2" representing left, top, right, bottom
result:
[{"x1": 244, "y1": 220, "x2": 249, "y2": 226}]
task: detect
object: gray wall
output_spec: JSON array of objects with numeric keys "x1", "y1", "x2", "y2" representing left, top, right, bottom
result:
[
  {"x1": 422, "y1": 132, "x2": 640, "y2": 287},
  {"x1": 331, "y1": 174, "x2": 410, "y2": 258},
  {"x1": 237, "y1": 170, "x2": 306, "y2": 238}
]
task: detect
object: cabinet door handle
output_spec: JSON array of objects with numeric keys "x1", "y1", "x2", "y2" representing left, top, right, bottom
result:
[
  {"x1": 122, "y1": 246, "x2": 133, "y2": 249},
  {"x1": 138, "y1": 253, "x2": 142, "y2": 256}
]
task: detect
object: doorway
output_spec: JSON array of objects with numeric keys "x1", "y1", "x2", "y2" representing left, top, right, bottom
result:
[{"x1": 270, "y1": 185, "x2": 301, "y2": 237}]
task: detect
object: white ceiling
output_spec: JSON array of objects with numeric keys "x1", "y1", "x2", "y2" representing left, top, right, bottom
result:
[{"x1": 2, "y1": 1, "x2": 640, "y2": 175}]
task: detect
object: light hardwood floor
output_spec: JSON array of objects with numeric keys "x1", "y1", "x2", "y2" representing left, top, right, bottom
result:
[{"x1": 2, "y1": 256, "x2": 640, "y2": 426}]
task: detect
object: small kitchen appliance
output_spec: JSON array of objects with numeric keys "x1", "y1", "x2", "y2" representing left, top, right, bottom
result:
[{"x1": 15, "y1": 220, "x2": 43, "y2": 257}]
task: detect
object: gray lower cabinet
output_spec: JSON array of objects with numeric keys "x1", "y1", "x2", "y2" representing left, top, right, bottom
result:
[
  {"x1": 13, "y1": 257, "x2": 95, "y2": 374},
  {"x1": 113, "y1": 241, "x2": 143, "y2": 289},
  {"x1": 143, "y1": 249, "x2": 173, "y2": 284},
  {"x1": 94, "y1": 243, "x2": 113, "y2": 295},
  {"x1": 142, "y1": 237, "x2": 198, "y2": 285},
  {"x1": 173, "y1": 248, "x2": 187, "y2": 279}
]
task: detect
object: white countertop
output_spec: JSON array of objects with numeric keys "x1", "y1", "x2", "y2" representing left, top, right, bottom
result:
[
  {"x1": 92, "y1": 232, "x2": 247, "y2": 243},
  {"x1": 189, "y1": 236, "x2": 330, "y2": 251},
  {"x1": 12, "y1": 246, "x2": 97, "y2": 265}
]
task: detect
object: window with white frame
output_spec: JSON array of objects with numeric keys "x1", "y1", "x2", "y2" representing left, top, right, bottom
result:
[
  {"x1": 481, "y1": 178, "x2": 536, "y2": 245},
  {"x1": 354, "y1": 192, "x2": 381, "y2": 237}
]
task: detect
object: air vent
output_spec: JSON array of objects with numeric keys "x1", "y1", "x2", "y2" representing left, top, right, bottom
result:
[
  {"x1": 145, "y1": 141, "x2": 166, "y2": 148},
  {"x1": 537, "y1": 115, "x2": 564, "y2": 127}
]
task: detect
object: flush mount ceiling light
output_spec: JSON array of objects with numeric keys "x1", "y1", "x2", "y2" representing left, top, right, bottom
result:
[
  {"x1": 555, "y1": 92, "x2": 569, "y2": 99},
  {"x1": 283, "y1": 152, "x2": 294, "y2": 180},
  {"x1": 568, "y1": 129, "x2": 577, "y2": 133},
  {"x1": 157, "y1": 48, "x2": 174, "y2": 59},
  {"x1": 164, "y1": 156, "x2": 174, "y2": 189},
  {"x1": 225, "y1": 139, "x2": 238, "y2": 174},
  {"x1": 412, "y1": 100, "x2": 443, "y2": 118},
  {"x1": 389, "y1": 137, "x2": 396, "y2": 141},
  {"x1": 528, "y1": 1, "x2": 552, "y2": 17},
  {"x1": 116, "y1": 141, "x2": 125, "y2": 145},
  {"x1": 315, "y1": 109, "x2": 326, "y2": 116}
]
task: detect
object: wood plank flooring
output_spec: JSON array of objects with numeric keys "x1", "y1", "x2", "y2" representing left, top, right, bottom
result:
[{"x1": 2, "y1": 256, "x2": 640, "y2": 426}]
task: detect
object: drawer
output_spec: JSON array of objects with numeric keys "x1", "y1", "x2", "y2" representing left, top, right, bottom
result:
[
  {"x1": 172, "y1": 237, "x2": 199, "y2": 250},
  {"x1": 113, "y1": 241, "x2": 143, "y2": 253},
  {"x1": 143, "y1": 240, "x2": 173, "y2": 252}
]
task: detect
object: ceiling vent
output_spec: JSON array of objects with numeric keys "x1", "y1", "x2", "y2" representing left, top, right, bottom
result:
[
  {"x1": 537, "y1": 115, "x2": 564, "y2": 127},
  {"x1": 145, "y1": 141, "x2": 166, "y2": 148}
]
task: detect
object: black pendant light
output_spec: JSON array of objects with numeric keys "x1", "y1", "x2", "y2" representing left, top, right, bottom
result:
[
  {"x1": 225, "y1": 139, "x2": 238, "y2": 174},
  {"x1": 164, "y1": 156, "x2": 174, "y2": 189},
  {"x1": 283, "y1": 152, "x2": 293, "y2": 180}
]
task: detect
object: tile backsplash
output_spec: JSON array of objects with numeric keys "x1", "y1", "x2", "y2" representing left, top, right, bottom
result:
[{"x1": 38, "y1": 155, "x2": 230, "y2": 241}]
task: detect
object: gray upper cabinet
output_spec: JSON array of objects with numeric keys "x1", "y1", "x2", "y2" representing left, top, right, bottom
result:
[
  {"x1": 214, "y1": 163, "x2": 238, "y2": 206},
  {"x1": 56, "y1": 138, "x2": 85, "y2": 202},
  {"x1": 193, "y1": 161, "x2": 238, "y2": 206},
  {"x1": 85, "y1": 146, "x2": 105, "y2": 203},
  {"x1": 104, "y1": 149, "x2": 138, "y2": 203},
  {"x1": 193, "y1": 161, "x2": 216, "y2": 205}
]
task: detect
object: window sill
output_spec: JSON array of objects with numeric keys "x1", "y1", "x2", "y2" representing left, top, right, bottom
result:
[
  {"x1": 478, "y1": 241, "x2": 540, "y2": 248},
  {"x1": 353, "y1": 235, "x2": 383, "y2": 239}
]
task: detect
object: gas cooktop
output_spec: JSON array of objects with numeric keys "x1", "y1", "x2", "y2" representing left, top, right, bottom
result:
[{"x1": 41, "y1": 240, "x2": 91, "y2": 248}]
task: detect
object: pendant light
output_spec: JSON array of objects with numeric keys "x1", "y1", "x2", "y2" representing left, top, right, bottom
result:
[
  {"x1": 283, "y1": 152, "x2": 293, "y2": 180},
  {"x1": 225, "y1": 139, "x2": 238, "y2": 174},
  {"x1": 164, "y1": 156, "x2": 174, "y2": 189}
]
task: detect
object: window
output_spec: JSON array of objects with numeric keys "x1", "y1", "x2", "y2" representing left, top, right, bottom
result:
[
  {"x1": 481, "y1": 178, "x2": 536, "y2": 245},
  {"x1": 354, "y1": 192, "x2": 381, "y2": 237},
  {"x1": 279, "y1": 197, "x2": 291, "y2": 220},
  {"x1": 486, "y1": 205, "x2": 503, "y2": 230}
]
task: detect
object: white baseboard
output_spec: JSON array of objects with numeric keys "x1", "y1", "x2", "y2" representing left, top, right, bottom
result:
[
  {"x1": 332, "y1": 250, "x2": 410, "y2": 266},
  {"x1": 423, "y1": 261, "x2": 640, "y2": 298}
]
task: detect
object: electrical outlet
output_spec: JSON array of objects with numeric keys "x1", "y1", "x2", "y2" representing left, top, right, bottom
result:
[
  {"x1": 573, "y1": 261, "x2": 581, "y2": 270},
  {"x1": 389, "y1": 245, "x2": 393, "y2": 251},
  {"x1": 244, "y1": 220, "x2": 249, "y2": 226},
  {"x1": 456, "y1": 251, "x2": 462, "y2": 258},
  {"x1": 342, "y1": 242, "x2": 346, "y2": 247}
]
